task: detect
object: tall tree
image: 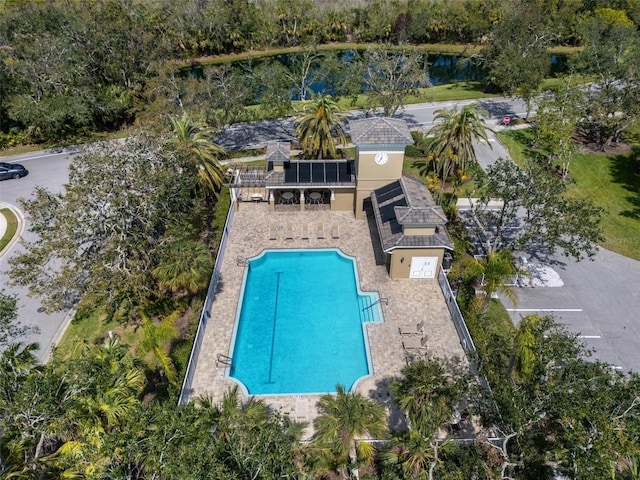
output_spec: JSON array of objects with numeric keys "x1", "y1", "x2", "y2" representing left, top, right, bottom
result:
[
  {"x1": 356, "y1": 47, "x2": 429, "y2": 117},
  {"x1": 295, "y1": 94, "x2": 347, "y2": 159},
  {"x1": 426, "y1": 103, "x2": 491, "y2": 188},
  {"x1": 467, "y1": 157, "x2": 604, "y2": 260},
  {"x1": 484, "y1": 3, "x2": 556, "y2": 117},
  {"x1": 533, "y1": 81, "x2": 581, "y2": 180},
  {"x1": 170, "y1": 112, "x2": 226, "y2": 197},
  {"x1": 571, "y1": 16, "x2": 640, "y2": 149},
  {"x1": 313, "y1": 384, "x2": 387, "y2": 479},
  {"x1": 8, "y1": 135, "x2": 196, "y2": 313}
]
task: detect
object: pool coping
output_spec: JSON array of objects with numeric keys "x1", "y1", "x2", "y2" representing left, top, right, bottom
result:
[{"x1": 225, "y1": 248, "x2": 382, "y2": 397}]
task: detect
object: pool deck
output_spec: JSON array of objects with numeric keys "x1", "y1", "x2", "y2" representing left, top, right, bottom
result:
[{"x1": 189, "y1": 202, "x2": 467, "y2": 439}]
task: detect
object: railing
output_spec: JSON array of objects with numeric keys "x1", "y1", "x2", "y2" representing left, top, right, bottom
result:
[
  {"x1": 438, "y1": 267, "x2": 500, "y2": 417},
  {"x1": 438, "y1": 267, "x2": 476, "y2": 356},
  {"x1": 178, "y1": 199, "x2": 236, "y2": 405},
  {"x1": 216, "y1": 353, "x2": 233, "y2": 367},
  {"x1": 362, "y1": 297, "x2": 388, "y2": 311}
]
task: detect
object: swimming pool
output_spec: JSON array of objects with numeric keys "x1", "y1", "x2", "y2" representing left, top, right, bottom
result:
[{"x1": 228, "y1": 249, "x2": 383, "y2": 395}]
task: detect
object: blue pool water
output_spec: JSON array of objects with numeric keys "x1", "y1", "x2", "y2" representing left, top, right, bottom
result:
[{"x1": 228, "y1": 249, "x2": 382, "y2": 395}]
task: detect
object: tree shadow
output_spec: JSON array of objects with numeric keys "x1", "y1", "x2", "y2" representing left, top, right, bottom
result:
[
  {"x1": 369, "y1": 376, "x2": 407, "y2": 432},
  {"x1": 609, "y1": 146, "x2": 640, "y2": 220},
  {"x1": 477, "y1": 100, "x2": 517, "y2": 119}
]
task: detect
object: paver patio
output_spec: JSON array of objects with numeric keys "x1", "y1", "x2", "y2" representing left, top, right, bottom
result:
[{"x1": 189, "y1": 202, "x2": 466, "y2": 438}]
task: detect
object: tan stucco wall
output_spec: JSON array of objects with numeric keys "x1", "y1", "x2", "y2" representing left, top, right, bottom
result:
[
  {"x1": 356, "y1": 149, "x2": 404, "y2": 182},
  {"x1": 404, "y1": 226, "x2": 436, "y2": 236},
  {"x1": 354, "y1": 148, "x2": 405, "y2": 219},
  {"x1": 388, "y1": 248, "x2": 445, "y2": 279},
  {"x1": 331, "y1": 190, "x2": 355, "y2": 211}
]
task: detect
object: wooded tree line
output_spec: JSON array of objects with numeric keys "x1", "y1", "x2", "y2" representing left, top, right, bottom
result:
[{"x1": 1, "y1": 0, "x2": 639, "y2": 145}]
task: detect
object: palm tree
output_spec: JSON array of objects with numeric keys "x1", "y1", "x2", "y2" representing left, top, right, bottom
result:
[
  {"x1": 508, "y1": 315, "x2": 544, "y2": 384},
  {"x1": 313, "y1": 384, "x2": 387, "y2": 479},
  {"x1": 389, "y1": 360, "x2": 469, "y2": 480},
  {"x1": 295, "y1": 94, "x2": 347, "y2": 159},
  {"x1": 426, "y1": 103, "x2": 491, "y2": 187},
  {"x1": 196, "y1": 385, "x2": 270, "y2": 442},
  {"x1": 479, "y1": 250, "x2": 519, "y2": 307},
  {"x1": 382, "y1": 432, "x2": 456, "y2": 480},
  {"x1": 170, "y1": 112, "x2": 226, "y2": 197},
  {"x1": 152, "y1": 237, "x2": 213, "y2": 295},
  {"x1": 0, "y1": 342, "x2": 40, "y2": 403},
  {"x1": 391, "y1": 360, "x2": 466, "y2": 437},
  {"x1": 619, "y1": 455, "x2": 640, "y2": 480},
  {"x1": 451, "y1": 250, "x2": 520, "y2": 311},
  {"x1": 139, "y1": 312, "x2": 180, "y2": 384}
]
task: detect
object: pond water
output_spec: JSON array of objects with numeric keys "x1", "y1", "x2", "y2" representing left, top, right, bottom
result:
[{"x1": 185, "y1": 51, "x2": 567, "y2": 101}]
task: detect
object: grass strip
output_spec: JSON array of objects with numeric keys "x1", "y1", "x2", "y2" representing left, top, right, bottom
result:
[
  {"x1": 184, "y1": 43, "x2": 581, "y2": 68},
  {"x1": 0, "y1": 208, "x2": 18, "y2": 251}
]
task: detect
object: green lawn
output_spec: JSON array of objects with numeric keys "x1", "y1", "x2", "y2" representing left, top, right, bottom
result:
[
  {"x1": 498, "y1": 130, "x2": 640, "y2": 260},
  {"x1": 565, "y1": 152, "x2": 640, "y2": 259},
  {"x1": 55, "y1": 307, "x2": 141, "y2": 359}
]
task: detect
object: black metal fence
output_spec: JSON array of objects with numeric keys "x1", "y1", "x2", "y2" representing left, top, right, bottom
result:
[{"x1": 178, "y1": 201, "x2": 236, "y2": 405}]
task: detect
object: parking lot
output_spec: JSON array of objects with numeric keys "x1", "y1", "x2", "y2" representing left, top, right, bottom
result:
[{"x1": 502, "y1": 248, "x2": 640, "y2": 372}]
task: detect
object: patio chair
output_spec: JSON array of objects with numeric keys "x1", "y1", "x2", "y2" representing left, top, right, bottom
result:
[
  {"x1": 399, "y1": 320, "x2": 425, "y2": 336},
  {"x1": 269, "y1": 223, "x2": 278, "y2": 240},
  {"x1": 331, "y1": 223, "x2": 339, "y2": 239},
  {"x1": 301, "y1": 223, "x2": 309, "y2": 240},
  {"x1": 285, "y1": 223, "x2": 294, "y2": 240},
  {"x1": 295, "y1": 398, "x2": 308, "y2": 421},
  {"x1": 402, "y1": 334, "x2": 428, "y2": 355},
  {"x1": 316, "y1": 223, "x2": 325, "y2": 239}
]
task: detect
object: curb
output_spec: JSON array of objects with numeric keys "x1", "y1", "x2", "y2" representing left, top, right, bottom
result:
[{"x1": 43, "y1": 307, "x2": 77, "y2": 363}]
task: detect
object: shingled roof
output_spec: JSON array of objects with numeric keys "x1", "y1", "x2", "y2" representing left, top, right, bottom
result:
[
  {"x1": 349, "y1": 117, "x2": 413, "y2": 146},
  {"x1": 371, "y1": 175, "x2": 453, "y2": 252},
  {"x1": 266, "y1": 142, "x2": 291, "y2": 164}
]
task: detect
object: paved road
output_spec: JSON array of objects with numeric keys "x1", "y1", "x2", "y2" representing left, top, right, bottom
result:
[
  {"x1": 0, "y1": 149, "x2": 75, "y2": 362},
  {"x1": 216, "y1": 97, "x2": 531, "y2": 150}
]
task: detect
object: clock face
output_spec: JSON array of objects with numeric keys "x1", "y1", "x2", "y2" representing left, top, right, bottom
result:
[{"x1": 374, "y1": 152, "x2": 389, "y2": 165}]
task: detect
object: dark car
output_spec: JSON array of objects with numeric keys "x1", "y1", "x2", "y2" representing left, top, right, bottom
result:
[{"x1": 0, "y1": 162, "x2": 29, "y2": 180}]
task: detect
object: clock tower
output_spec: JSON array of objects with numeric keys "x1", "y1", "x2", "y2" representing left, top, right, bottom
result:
[{"x1": 349, "y1": 117, "x2": 414, "y2": 219}]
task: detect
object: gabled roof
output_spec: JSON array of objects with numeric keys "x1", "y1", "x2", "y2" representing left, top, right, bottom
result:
[
  {"x1": 371, "y1": 175, "x2": 454, "y2": 252},
  {"x1": 349, "y1": 117, "x2": 413, "y2": 146},
  {"x1": 266, "y1": 142, "x2": 291, "y2": 164}
]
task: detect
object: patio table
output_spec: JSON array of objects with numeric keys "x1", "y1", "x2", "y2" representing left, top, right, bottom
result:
[
  {"x1": 281, "y1": 191, "x2": 294, "y2": 204},
  {"x1": 309, "y1": 192, "x2": 322, "y2": 204}
]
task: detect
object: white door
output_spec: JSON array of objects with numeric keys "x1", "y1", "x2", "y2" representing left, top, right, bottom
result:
[{"x1": 409, "y1": 256, "x2": 438, "y2": 279}]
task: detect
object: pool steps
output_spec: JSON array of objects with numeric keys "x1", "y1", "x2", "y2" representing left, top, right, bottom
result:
[{"x1": 359, "y1": 295, "x2": 385, "y2": 323}]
